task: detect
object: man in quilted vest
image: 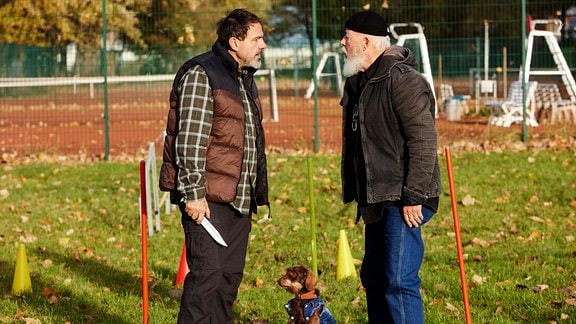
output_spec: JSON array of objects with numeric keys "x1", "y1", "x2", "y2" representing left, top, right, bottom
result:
[{"x1": 160, "y1": 8, "x2": 269, "y2": 323}]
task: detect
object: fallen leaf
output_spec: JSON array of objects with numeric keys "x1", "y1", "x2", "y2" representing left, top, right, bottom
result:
[
  {"x1": 40, "y1": 259, "x2": 53, "y2": 268},
  {"x1": 41, "y1": 286, "x2": 57, "y2": 297},
  {"x1": 533, "y1": 284, "x2": 549, "y2": 293},
  {"x1": 445, "y1": 303, "x2": 460, "y2": 316},
  {"x1": 494, "y1": 196, "x2": 507, "y2": 204},
  {"x1": 461, "y1": 194, "x2": 475, "y2": 206},
  {"x1": 494, "y1": 303, "x2": 503, "y2": 315},
  {"x1": 47, "y1": 295, "x2": 58, "y2": 304},
  {"x1": 472, "y1": 274, "x2": 487, "y2": 285},
  {"x1": 527, "y1": 231, "x2": 542, "y2": 241},
  {"x1": 469, "y1": 237, "x2": 491, "y2": 247},
  {"x1": 473, "y1": 255, "x2": 484, "y2": 262},
  {"x1": 530, "y1": 216, "x2": 544, "y2": 223},
  {"x1": 19, "y1": 233, "x2": 37, "y2": 243},
  {"x1": 428, "y1": 298, "x2": 443, "y2": 306},
  {"x1": 15, "y1": 309, "x2": 27, "y2": 318},
  {"x1": 558, "y1": 285, "x2": 576, "y2": 297},
  {"x1": 434, "y1": 283, "x2": 446, "y2": 292}
]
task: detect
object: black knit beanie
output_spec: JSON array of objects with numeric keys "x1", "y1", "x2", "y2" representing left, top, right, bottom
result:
[{"x1": 344, "y1": 11, "x2": 391, "y2": 37}]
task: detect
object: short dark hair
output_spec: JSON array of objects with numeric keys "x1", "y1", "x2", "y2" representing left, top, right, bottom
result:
[{"x1": 217, "y1": 8, "x2": 262, "y2": 49}]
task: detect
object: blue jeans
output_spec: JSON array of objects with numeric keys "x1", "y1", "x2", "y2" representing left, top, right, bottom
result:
[{"x1": 360, "y1": 204, "x2": 435, "y2": 324}]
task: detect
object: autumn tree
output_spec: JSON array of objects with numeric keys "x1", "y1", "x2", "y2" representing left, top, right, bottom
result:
[
  {"x1": 0, "y1": 0, "x2": 150, "y2": 75},
  {"x1": 0, "y1": 0, "x2": 272, "y2": 76},
  {"x1": 138, "y1": 0, "x2": 271, "y2": 73}
]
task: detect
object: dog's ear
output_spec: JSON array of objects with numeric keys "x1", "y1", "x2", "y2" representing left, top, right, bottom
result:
[{"x1": 304, "y1": 266, "x2": 317, "y2": 291}]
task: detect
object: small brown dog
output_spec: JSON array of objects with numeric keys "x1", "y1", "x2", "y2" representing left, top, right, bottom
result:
[{"x1": 277, "y1": 265, "x2": 336, "y2": 324}]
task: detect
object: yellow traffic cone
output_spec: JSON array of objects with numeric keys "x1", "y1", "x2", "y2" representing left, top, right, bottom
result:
[
  {"x1": 12, "y1": 244, "x2": 32, "y2": 295},
  {"x1": 337, "y1": 229, "x2": 357, "y2": 280}
]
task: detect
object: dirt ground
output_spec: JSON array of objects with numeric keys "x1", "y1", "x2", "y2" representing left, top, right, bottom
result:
[{"x1": 0, "y1": 84, "x2": 574, "y2": 162}]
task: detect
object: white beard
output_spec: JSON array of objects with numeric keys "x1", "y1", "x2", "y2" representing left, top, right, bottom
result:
[{"x1": 342, "y1": 54, "x2": 364, "y2": 77}]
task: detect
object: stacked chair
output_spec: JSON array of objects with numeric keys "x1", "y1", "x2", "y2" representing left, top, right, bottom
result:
[
  {"x1": 534, "y1": 83, "x2": 576, "y2": 124},
  {"x1": 487, "y1": 81, "x2": 539, "y2": 127}
]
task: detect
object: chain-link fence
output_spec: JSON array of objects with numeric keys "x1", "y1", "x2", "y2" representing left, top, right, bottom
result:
[{"x1": 1, "y1": 0, "x2": 573, "y2": 158}]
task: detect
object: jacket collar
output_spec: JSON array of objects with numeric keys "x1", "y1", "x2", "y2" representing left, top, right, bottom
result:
[
  {"x1": 362, "y1": 45, "x2": 416, "y2": 83},
  {"x1": 211, "y1": 40, "x2": 257, "y2": 77}
]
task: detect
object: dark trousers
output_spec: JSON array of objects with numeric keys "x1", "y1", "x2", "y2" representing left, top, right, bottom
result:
[{"x1": 177, "y1": 202, "x2": 251, "y2": 324}]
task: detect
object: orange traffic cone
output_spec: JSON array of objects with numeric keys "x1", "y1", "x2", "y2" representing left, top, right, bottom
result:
[
  {"x1": 175, "y1": 242, "x2": 189, "y2": 287},
  {"x1": 337, "y1": 229, "x2": 357, "y2": 280},
  {"x1": 12, "y1": 244, "x2": 32, "y2": 295}
]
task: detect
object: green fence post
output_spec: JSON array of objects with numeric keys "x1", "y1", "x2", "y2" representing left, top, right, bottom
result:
[{"x1": 102, "y1": 0, "x2": 110, "y2": 160}]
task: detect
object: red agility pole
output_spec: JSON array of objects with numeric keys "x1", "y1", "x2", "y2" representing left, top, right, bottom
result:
[
  {"x1": 444, "y1": 147, "x2": 472, "y2": 323},
  {"x1": 139, "y1": 160, "x2": 149, "y2": 324},
  {"x1": 175, "y1": 241, "x2": 189, "y2": 287}
]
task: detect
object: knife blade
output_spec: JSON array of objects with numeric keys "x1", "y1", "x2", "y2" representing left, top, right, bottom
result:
[{"x1": 201, "y1": 218, "x2": 228, "y2": 247}]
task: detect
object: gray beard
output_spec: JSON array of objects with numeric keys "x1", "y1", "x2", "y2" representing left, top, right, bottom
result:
[
  {"x1": 246, "y1": 60, "x2": 261, "y2": 69},
  {"x1": 342, "y1": 55, "x2": 364, "y2": 77}
]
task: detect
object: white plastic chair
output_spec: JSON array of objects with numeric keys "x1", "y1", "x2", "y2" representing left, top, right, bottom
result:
[{"x1": 488, "y1": 81, "x2": 539, "y2": 127}]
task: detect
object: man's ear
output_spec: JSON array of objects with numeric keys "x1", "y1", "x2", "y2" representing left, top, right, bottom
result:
[
  {"x1": 228, "y1": 37, "x2": 239, "y2": 51},
  {"x1": 362, "y1": 36, "x2": 370, "y2": 50}
]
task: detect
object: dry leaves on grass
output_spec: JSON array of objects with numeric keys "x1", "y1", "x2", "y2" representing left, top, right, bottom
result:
[
  {"x1": 445, "y1": 135, "x2": 576, "y2": 153},
  {"x1": 558, "y1": 285, "x2": 576, "y2": 308}
]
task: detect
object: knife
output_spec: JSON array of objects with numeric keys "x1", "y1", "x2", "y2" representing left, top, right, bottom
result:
[{"x1": 201, "y1": 218, "x2": 228, "y2": 247}]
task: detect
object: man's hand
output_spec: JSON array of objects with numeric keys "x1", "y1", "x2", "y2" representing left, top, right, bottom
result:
[
  {"x1": 184, "y1": 198, "x2": 210, "y2": 225},
  {"x1": 402, "y1": 205, "x2": 423, "y2": 228}
]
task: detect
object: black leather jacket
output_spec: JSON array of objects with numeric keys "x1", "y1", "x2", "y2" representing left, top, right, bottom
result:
[{"x1": 340, "y1": 45, "x2": 441, "y2": 206}]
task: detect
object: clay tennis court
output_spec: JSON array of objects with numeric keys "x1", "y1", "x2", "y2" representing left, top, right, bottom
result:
[{"x1": 0, "y1": 81, "x2": 569, "y2": 161}]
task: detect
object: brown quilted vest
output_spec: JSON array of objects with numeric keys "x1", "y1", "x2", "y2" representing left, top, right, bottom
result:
[{"x1": 159, "y1": 42, "x2": 269, "y2": 210}]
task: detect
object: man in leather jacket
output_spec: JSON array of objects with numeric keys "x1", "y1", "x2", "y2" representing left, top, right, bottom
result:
[{"x1": 339, "y1": 10, "x2": 441, "y2": 324}]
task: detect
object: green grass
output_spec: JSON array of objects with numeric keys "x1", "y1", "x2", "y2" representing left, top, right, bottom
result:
[{"x1": 1, "y1": 150, "x2": 575, "y2": 323}]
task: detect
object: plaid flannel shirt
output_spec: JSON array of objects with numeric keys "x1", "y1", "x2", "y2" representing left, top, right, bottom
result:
[{"x1": 175, "y1": 65, "x2": 257, "y2": 215}]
